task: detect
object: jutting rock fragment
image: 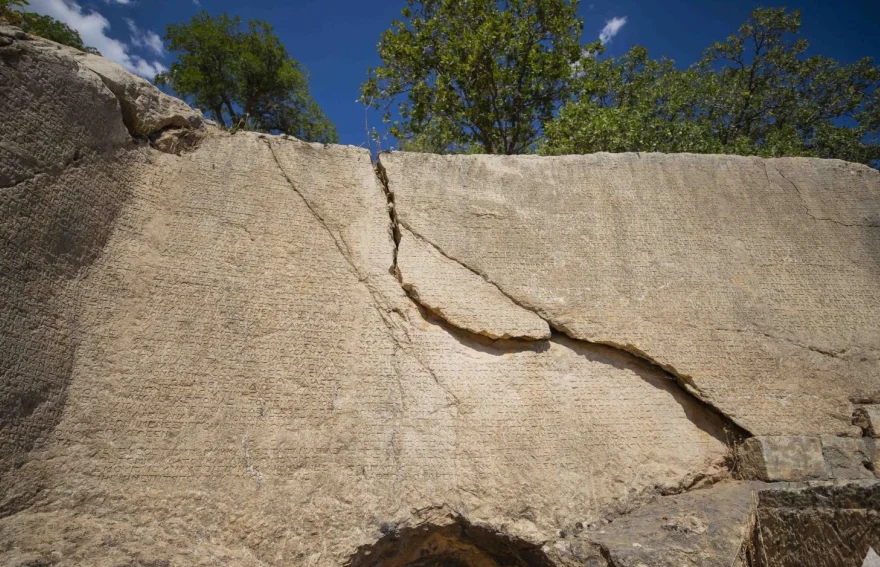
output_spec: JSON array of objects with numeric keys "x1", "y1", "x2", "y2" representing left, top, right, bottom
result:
[{"x1": 2, "y1": 26, "x2": 879, "y2": 567}]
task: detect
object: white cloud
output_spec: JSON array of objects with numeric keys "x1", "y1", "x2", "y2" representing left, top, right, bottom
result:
[
  {"x1": 599, "y1": 16, "x2": 627, "y2": 44},
  {"x1": 26, "y1": 0, "x2": 166, "y2": 79},
  {"x1": 127, "y1": 58, "x2": 166, "y2": 77},
  {"x1": 125, "y1": 17, "x2": 163, "y2": 55},
  {"x1": 104, "y1": 0, "x2": 132, "y2": 4}
]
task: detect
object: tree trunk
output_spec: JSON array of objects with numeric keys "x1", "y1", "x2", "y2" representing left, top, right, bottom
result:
[
  {"x1": 223, "y1": 98, "x2": 238, "y2": 125},
  {"x1": 212, "y1": 107, "x2": 227, "y2": 128}
]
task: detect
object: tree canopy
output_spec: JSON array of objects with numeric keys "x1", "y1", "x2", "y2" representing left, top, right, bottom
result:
[
  {"x1": 155, "y1": 12, "x2": 338, "y2": 143},
  {"x1": 541, "y1": 7, "x2": 880, "y2": 165},
  {"x1": 361, "y1": 0, "x2": 584, "y2": 154},
  {"x1": 1, "y1": 0, "x2": 100, "y2": 54},
  {"x1": 363, "y1": 3, "x2": 878, "y2": 165}
]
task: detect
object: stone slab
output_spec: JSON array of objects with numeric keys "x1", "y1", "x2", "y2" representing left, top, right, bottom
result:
[
  {"x1": 397, "y1": 225, "x2": 550, "y2": 339},
  {"x1": 822, "y1": 435, "x2": 876, "y2": 480},
  {"x1": 383, "y1": 151, "x2": 880, "y2": 437},
  {"x1": 741, "y1": 482, "x2": 880, "y2": 567}
]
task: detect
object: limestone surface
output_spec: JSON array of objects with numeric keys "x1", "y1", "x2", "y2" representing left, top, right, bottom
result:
[
  {"x1": 583, "y1": 480, "x2": 763, "y2": 567},
  {"x1": 383, "y1": 151, "x2": 880, "y2": 437},
  {"x1": 398, "y1": 226, "x2": 551, "y2": 339},
  {"x1": 738, "y1": 436, "x2": 828, "y2": 482},
  {"x1": 2, "y1": 27, "x2": 879, "y2": 567}
]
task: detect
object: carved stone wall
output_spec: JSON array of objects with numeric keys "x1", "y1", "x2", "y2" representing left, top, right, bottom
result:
[{"x1": 1, "y1": 26, "x2": 878, "y2": 567}]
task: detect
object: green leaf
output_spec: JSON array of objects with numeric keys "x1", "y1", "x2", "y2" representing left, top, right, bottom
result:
[
  {"x1": 361, "y1": 0, "x2": 583, "y2": 154},
  {"x1": 158, "y1": 11, "x2": 337, "y2": 142},
  {"x1": 541, "y1": 7, "x2": 879, "y2": 167}
]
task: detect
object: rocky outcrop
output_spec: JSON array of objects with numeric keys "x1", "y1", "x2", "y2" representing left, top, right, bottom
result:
[
  {"x1": 72, "y1": 50, "x2": 203, "y2": 138},
  {"x1": 1, "y1": 28, "x2": 879, "y2": 567},
  {"x1": 0, "y1": 25, "x2": 205, "y2": 160},
  {"x1": 1, "y1": 25, "x2": 140, "y2": 493},
  {"x1": 382, "y1": 151, "x2": 880, "y2": 437}
]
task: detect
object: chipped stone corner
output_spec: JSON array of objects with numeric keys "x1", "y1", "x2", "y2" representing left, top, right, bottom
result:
[
  {"x1": 149, "y1": 125, "x2": 209, "y2": 155},
  {"x1": 1, "y1": 24, "x2": 209, "y2": 155},
  {"x1": 73, "y1": 50, "x2": 206, "y2": 139},
  {"x1": 854, "y1": 405, "x2": 880, "y2": 438},
  {"x1": 737, "y1": 434, "x2": 878, "y2": 482}
]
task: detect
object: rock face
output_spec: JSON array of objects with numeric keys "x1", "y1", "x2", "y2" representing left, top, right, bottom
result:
[
  {"x1": 737, "y1": 482, "x2": 880, "y2": 567},
  {"x1": 397, "y1": 226, "x2": 551, "y2": 340},
  {"x1": 738, "y1": 437, "x2": 829, "y2": 482},
  {"x1": 2, "y1": 27, "x2": 880, "y2": 567},
  {"x1": 382, "y1": 151, "x2": 880, "y2": 437}
]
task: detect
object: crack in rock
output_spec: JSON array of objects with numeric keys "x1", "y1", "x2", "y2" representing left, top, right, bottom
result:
[
  {"x1": 766, "y1": 162, "x2": 880, "y2": 228},
  {"x1": 0, "y1": 148, "x2": 87, "y2": 190},
  {"x1": 266, "y1": 140, "x2": 461, "y2": 418},
  {"x1": 374, "y1": 159, "x2": 752, "y2": 444},
  {"x1": 397, "y1": 225, "x2": 551, "y2": 340},
  {"x1": 264, "y1": 137, "x2": 366, "y2": 284},
  {"x1": 385, "y1": 206, "x2": 750, "y2": 439}
]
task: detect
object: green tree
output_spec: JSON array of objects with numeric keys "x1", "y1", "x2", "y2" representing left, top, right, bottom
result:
[
  {"x1": 0, "y1": 0, "x2": 27, "y2": 19},
  {"x1": 19, "y1": 13, "x2": 100, "y2": 54},
  {"x1": 155, "y1": 12, "x2": 338, "y2": 143},
  {"x1": 361, "y1": 0, "x2": 583, "y2": 154},
  {"x1": 1, "y1": 0, "x2": 100, "y2": 54},
  {"x1": 542, "y1": 7, "x2": 880, "y2": 166},
  {"x1": 543, "y1": 45, "x2": 721, "y2": 155}
]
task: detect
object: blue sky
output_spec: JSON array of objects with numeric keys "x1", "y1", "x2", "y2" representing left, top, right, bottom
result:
[{"x1": 24, "y1": 0, "x2": 880, "y2": 148}]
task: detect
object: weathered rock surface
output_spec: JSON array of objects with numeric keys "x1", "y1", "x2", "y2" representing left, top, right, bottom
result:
[
  {"x1": 1, "y1": 25, "x2": 142, "y2": 488},
  {"x1": 397, "y1": 226, "x2": 551, "y2": 339},
  {"x1": 584, "y1": 480, "x2": 763, "y2": 567},
  {"x1": 822, "y1": 435, "x2": 876, "y2": 480},
  {"x1": 856, "y1": 405, "x2": 880, "y2": 437},
  {"x1": 383, "y1": 151, "x2": 880, "y2": 437},
  {"x1": 738, "y1": 482, "x2": 880, "y2": 567},
  {"x1": 0, "y1": 26, "x2": 131, "y2": 188},
  {"x1": 738, "y1": 436, "x2": 829, "y2": 482},
  {"x1": 2, "y1": 28, "x2": 879, "y2": 567}
]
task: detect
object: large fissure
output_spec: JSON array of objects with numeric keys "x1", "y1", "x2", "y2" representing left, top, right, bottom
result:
[
  {"x1": 374, "y1": 157, "x2": 752, "y2": 445},
  {"x1": 376, "y1": 158, "x2": 402, "y2": 275}
]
